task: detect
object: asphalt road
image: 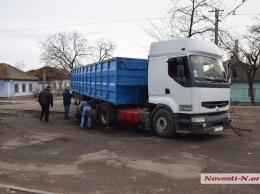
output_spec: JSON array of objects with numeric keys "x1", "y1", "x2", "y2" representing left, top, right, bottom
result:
[{"x1": 0, "y1": 99, "x2": 259, "y2": 194}]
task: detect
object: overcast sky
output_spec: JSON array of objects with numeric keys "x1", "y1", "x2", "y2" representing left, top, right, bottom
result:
[{"x1": 0, "y1": 0, "x2": 259, "y2": 71}]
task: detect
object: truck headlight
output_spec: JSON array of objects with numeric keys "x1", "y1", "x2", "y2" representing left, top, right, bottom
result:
[{"x1": 191, "y1": 117, "x2": 206, "y2": 123}]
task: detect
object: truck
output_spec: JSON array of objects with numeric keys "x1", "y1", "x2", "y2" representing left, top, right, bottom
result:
[{"x1": 71, "y1": 38, "x2": 233, "y2": 138}]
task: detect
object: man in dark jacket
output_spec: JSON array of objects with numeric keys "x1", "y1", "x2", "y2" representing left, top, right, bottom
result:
[
  {"x1": 62, "y1": 86, "x2": 72, "y2": 120},
  {"x1": 38, "y1": 86, "x2": 53, "y2": 122}
]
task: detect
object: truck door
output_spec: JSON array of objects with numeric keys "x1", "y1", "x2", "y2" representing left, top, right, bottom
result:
[{"x1": 165, "y1": 56, "x2": 192, "y2": 112}]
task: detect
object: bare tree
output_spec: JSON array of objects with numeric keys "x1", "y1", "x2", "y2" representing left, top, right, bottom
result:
[
  {"x1": 14, "y1": 60, "x2": 25, "y2": 71},
  {"x1": 220, "y1": 19, "x2": 260, "y2": 105},
  {"x1": 40, "y1": 31, "x2": 93, "y2": 74},
  {"x1": 32, "y1": 86, "x2": 41, "y2": 98},
  {"x1": 146, "y1": 0, "x2": 223, "y2": 41},
  {"x1": 94, "y1": 38, "x2": 116, "y2": 62}
]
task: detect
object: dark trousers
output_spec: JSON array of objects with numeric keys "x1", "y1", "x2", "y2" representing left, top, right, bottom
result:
[
  {"x1": 40, "y1": 104, "x2": 50, "y2": 121},
  {"x1": 64, "y1": 104, "x2": 70, "y2": 119}
]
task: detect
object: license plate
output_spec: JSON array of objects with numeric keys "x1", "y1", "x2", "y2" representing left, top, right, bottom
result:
[{"x1": 214, "y1": 126, "x2": 223, "y2": 132}]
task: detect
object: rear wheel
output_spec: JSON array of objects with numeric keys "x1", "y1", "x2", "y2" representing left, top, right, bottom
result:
[
  {"x1": 98, "y1": 104, "x2": 116, "y2": 127},
  {"x1": 153, "y1": 108, "x2": 176, "y2": 138}
]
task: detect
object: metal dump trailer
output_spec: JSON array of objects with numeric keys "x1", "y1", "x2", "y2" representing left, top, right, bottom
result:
[{"x1": 71, "y1": 57, "x2": 148, "y2": 105}]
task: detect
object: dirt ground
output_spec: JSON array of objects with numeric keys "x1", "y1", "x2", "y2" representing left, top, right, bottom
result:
[{"x1": 0, "y1": 99, "x2": 259, "y2": 194}]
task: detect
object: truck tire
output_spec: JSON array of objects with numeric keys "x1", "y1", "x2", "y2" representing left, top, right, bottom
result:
[
  {"x1": 153, "y1": 108, "x2": 176, "y2": 138},
  {"x1": 98, "y1": 104, "x2": 116, "y2": 127}
]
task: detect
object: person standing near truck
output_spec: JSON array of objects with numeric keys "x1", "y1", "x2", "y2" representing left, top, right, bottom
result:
[
  {"x1": 63, "y1": 86, "x2": 72, "y2": 120},
  {"x1": 38, "y1": 86, "x2": 53, "y2": 122},
  {"x1": 79, "y1": 101, "x2": 91, "y2": 128}
]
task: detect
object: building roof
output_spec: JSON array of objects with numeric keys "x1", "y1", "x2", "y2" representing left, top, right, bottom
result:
[
  {"x1": 27, "y1": 66, "x2": 70, "y2": 81},
  {"x1": 0, "y1": 63, "x2": 38, "y2": 81},
  {"x1": 225, "y1": 57, "x2": 260, "y2": 82}
]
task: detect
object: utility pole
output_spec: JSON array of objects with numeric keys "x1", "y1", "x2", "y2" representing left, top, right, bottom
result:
[
  {"x1": 214, "y1": 9, "x2": 219, "y2": 46},
  {"x1": 209, "y1": 8, "x2": 224, "y2": 46}
]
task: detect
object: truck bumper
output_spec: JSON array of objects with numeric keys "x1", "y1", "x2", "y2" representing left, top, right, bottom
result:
[{"x1": 177, "y1": 112, "x2": 231, "y2": 134}]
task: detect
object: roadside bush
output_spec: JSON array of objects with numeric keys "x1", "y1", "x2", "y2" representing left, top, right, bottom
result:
[{"x1": 32, "y1": 87, "x2": 40, "y2": 98}]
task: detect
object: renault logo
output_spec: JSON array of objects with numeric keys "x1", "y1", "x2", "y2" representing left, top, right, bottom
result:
[{"x1": 216, "y1": 106, "x2": 219, "y2": 112}]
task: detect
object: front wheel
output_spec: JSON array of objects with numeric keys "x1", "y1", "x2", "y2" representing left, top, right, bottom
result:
[{"x1": 153, "y1": 108, "x2": 176, "y2": 138}]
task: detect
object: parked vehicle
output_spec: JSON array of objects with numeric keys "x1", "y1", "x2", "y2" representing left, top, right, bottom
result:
[{"x1": 71, "y1": 38, "x2": 233, "y2": 138}]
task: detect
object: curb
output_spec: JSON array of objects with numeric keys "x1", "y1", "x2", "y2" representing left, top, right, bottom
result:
[{"x1": 0, "y1": 184, "x2": 60, "y2": 194}]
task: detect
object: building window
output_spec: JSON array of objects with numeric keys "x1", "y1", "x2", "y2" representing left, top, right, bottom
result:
[
  {"x1": 248, "y1": 88, "x2": 256, "y2": 98},
  {"x1": 59, "y1": 83, "x2": 62, "y2": 89},
  {"x1": 53, "y1": 83, "x2": 56, "y2": 89},
  {"x1": 65, "y1": 83, "x2": 67, "y2": 88},
  {"x1": 22, "y1": 84, "x2": 26, "y2": 92},
  {"x1": 42, "y1": 85, "x2": 45, "y2": 90},
  {"x1": 29, "y1": 84, "x2": 32, "y2": 92},
  {"x1": 14, "y1": 84, "x2": 19, "y2": 93}
]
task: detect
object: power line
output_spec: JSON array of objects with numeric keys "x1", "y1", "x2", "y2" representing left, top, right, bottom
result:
[
  {"x1": 221, "y1": 21, "x2": 244, "y2": 38},
  {"x1": 222, "y1": 0, "x2": 249, "y2": 20},
  {"x1": 0, "y1": 27, "x2": 166, "y2": 37},
  {"x1": 224, "y1": 0, "x2": 240, "y2": 15},
  {"x1": 232, "y1": 13, "x2": 260, "y2": 15},
  {"x1": 221, "y1": 21, "x2": 255, "y2": 44},
  {"x1": 214, "y1": 0, "x2": 226, "y2": 9},
  {"x1": 0, "y1": 17, "x2": 164, "y2": 34}
]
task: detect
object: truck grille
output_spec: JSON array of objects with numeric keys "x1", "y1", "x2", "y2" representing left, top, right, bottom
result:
[{"x1": 201, "y1": 101, "x2": 229, "y2": 109}]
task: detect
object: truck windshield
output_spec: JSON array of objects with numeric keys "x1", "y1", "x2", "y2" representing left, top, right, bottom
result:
[{"x1": 190, "y1": 55, "x2": 227, "y2": 82}]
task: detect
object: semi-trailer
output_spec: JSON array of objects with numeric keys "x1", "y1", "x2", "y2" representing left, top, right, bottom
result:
[{"x1": 71, "y1": 38, "x2": 233, "y2": 138}]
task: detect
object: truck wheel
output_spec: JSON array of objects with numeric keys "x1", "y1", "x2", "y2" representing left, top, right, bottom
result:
[
  {"x1": 98, "y1": 104, "x2": 116, "y2": 127},
  {"x1": 153, "y1": 109, "x2": 176, "y2": 138}
]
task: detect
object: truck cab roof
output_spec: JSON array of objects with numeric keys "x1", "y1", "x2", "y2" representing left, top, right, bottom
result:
[{"x1": 149, "y1": 38, "x2": 221, "y2": 59}]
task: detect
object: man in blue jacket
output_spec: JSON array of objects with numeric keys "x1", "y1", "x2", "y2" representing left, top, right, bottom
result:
[{"x1": 63, "y1": 86, "x2": 72, "y2": 120}]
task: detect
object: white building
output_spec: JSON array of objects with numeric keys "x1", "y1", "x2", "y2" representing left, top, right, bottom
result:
[
  {"x1": 0, "y1": 63, "x2": 41, "y2": 98},
  {"x1": 0, "y1": 64, "x2": 71, "y2": 98}
]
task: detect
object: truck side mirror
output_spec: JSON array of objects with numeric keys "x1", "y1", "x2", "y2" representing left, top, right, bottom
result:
[
  {"x1": 177, "y1": 64, "x2": 184, "y2": 78},
  {"x1": 232, "y1": 67, "x2": 238, "y2": 78}
]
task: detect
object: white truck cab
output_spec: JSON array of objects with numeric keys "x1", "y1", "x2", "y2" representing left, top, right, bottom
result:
[{"x1": 148, "y1": 38, "x2": 231, "y2": 136}]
